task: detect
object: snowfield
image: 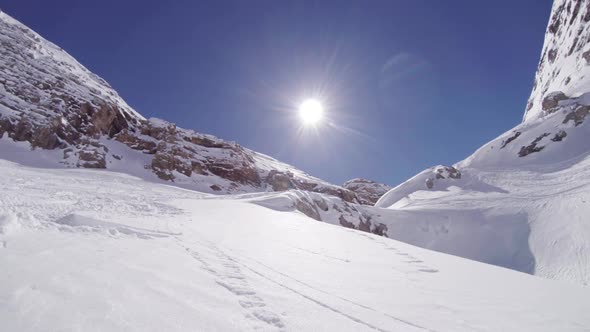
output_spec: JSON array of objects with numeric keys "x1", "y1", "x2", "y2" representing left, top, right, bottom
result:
[{"x1": 1, "y1": 159, "x2": 589, "y2": 332}]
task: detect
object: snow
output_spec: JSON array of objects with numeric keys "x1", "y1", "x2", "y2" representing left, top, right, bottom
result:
[{"x1": 0, "y1": 159, "x2": 589, "y2": 331}]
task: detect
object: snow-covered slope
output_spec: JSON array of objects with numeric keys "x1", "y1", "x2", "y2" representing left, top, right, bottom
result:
[
  {"x1": 375, "y1": 0, "x2": 590, "y2": 286},
  {"x1": 0, "y1": 10, "x2": 359, "y2": 203},
  {"x1": 1, "y1": 159, "x2": 589, "y2": 332}
]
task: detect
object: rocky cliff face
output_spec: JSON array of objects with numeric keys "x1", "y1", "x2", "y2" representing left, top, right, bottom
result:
[
  {"x1": 0, "y1": 10, "x2": 360, "y2": 204},
  {"x1": 524, "y1": 0, "x2": 590, "y2": 122},
  {"x1": 342, "y1": 178, "x2": 392, "y2": 205}
]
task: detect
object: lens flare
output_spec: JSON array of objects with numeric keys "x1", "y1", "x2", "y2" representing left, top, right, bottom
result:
[{"x1": 298, "y1": 99, "x2": 324, "y2": 125}]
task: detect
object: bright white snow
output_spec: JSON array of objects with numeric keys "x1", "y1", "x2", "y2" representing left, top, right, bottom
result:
[{"x1": 0, "y1": 159, "x2": 589, "y2": 331}]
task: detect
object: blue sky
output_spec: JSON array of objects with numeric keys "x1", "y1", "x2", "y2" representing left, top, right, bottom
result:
[{"x1": 4, "y1": 0, "x2": 553, "y2": 186}]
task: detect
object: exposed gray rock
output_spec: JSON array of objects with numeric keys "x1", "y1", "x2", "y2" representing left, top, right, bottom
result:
[
  {"x1": 501, "y1": 131, "x2": 521, "y2": 149},
  {"x1": 541, "y1": 91, "x2": 568, "y2": 112},
  {"x1": 342, "y1": 178, "x2": 392, "y2": 205},
  {"x1": 551, "y1": 130, "x2": 568, "y2": 142},
  {"x1": 563, "y1": 104, "x2": 590, "y2": 126},
  {"x1": 519, "y1": 133, "x2": 550, "y2": 157}
]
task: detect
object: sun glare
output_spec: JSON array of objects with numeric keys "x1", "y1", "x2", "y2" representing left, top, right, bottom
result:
[{"x1": 299, "y1": 99, "x2": 324, "y2": 125}]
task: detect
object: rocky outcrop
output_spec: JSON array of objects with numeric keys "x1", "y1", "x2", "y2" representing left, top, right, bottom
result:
[
  {"x1": 541, "y1": 91, "x2": 568, "y2": 112},
  {"x1": 342, "y1": 178, "x2": 392, "y2": 205},
  {"x1": 266, "y1": 170, "x2": 360, "y2": 203},
  {"x1": 519, "y1": 133, "x2": 551, "y2": 157},
  {"x1": 500, "y1": 131, "x2": 522, "y2": 149},
  {"x1": 563, "y1": 103, "x2": 590, "y2": 125},
  {"x1": 424, "y1": 166, "x2": 461, "y2": 189}
]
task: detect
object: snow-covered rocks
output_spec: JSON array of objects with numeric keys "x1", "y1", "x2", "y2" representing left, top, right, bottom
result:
[
  {"x1": 525, "y1": 0, "x2": 590, "y2": 121},
  {"x1": 247, "y1": 190, "x2": 388, "y2": 236}
]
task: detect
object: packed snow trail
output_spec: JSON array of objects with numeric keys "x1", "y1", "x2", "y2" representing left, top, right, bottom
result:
[{"x1": 0, "y1": 160, "x2": 589, "y2": 331}]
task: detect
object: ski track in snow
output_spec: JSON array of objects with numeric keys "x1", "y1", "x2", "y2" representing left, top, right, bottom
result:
[
  {"x1": 218, "y1": 236, "x2": 439, "y2": 332},
  {"x1": 235, "y1": 256, "x2": 432, "y2": 332},
  {"x1": 237, "y1": 253, "x2": 438, "y2": 332},
  {"x1": 181, "y1": 241, "x2": 286, "y2": 330},
  {"x1": 180, "y1": 235, "x2": 434, "y2": 332}
]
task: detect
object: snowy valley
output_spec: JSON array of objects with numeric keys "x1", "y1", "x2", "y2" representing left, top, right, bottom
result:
[{"x1": 1, "y1": 0, "x2": 590, "y2": 331}]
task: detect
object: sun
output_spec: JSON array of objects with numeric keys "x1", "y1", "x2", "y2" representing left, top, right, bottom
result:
[{"x1": 299, "y1": 99, "x2": 324, "y2": 125}]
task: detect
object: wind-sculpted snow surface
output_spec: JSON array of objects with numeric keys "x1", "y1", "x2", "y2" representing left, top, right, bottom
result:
[{"x1": 0, "y1": 159, "x2": 589, "y2": 331}]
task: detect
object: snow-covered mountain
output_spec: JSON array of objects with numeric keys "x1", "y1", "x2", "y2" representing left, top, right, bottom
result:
[
  {"x1": 373, "y1": 0, "x2": 590, "y2": 286},
  {"x1": 0, "y1": 10, "x2": 364, "y2": 203}
]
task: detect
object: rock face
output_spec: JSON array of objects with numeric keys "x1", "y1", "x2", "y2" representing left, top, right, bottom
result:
[
  {"x1": 0, "y1": 11, "x2": 143, "y2": 169},
  {"x1": 342, "y1": 178, "x2": 392, "y2": 205},
  {"x1": 0, "y1": 10, "x2": 359, "y2": 203},
  {"x1": 425, "y1": 166, "x2": 461, "y2": 189},
  {"x1": 524, "y1": 0, "x2": 590, "y2": 121}
]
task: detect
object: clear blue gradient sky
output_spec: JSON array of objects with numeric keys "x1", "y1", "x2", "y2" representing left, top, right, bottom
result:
[{"x1": 3, "y1": 0, "x2": 553, "y2": 186}]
